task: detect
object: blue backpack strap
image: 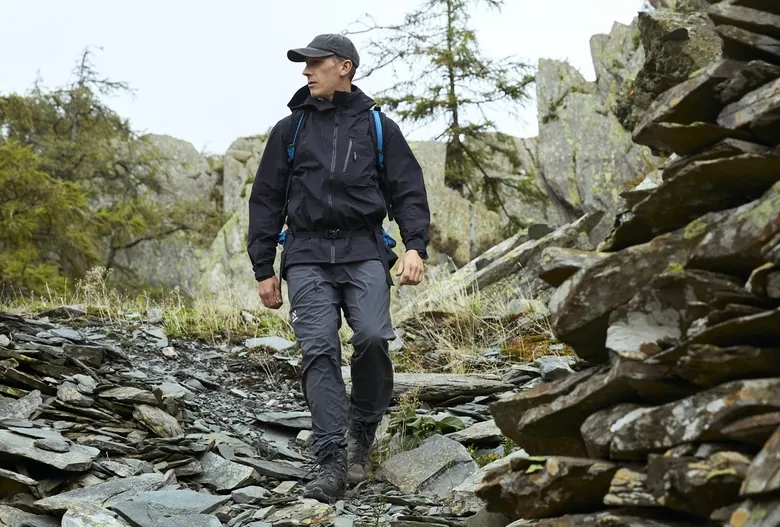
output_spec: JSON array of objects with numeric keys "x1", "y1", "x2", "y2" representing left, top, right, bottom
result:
[
  {"x1": 370, "y1": 107, "x2": 394, "y2": 223},
  {"x1": 286, "y1": 111, "x2": 306, "y2": 165},
  {"x1": 371, "y1": 109, "x2": 385, "y2": 172},
  {"x1": 280, "y1": 110, "x2": 306, "y2": 245}
]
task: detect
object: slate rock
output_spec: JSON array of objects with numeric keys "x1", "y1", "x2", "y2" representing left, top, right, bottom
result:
[
  {"x1": 133, "y1": 404, "x2": 183, "y2": 438},
  {"x1": 0, "y1": 389, "x2": 41, "y2": 419},
  {"x1": 719, "y1": 76, "x2": 780, "y2": 143},
  {"x1": 0, "y1": 466, "x2": 37, "y2": 486},
  {"x1": 61, "y1": 503, "x2": 131, "y2": 527},
  {"x1": 62, "y1": 342, "x2": 105, "y2": 367},
  {"x1": 688, "y1": 180, "x2": 780, "y2": 276},
  {"x1": 34, "y1": 436, "x2": 71, "y2": 453},
  {"x1": 629, "y1": 120, "x2": 755, "y2": 155},
  {"x1": 538, "y1": 248, "x2": 607, "y2": 288},
  {"x1": 581, "y1": 403, "x2": 645, "y2": 459},
  {"x1": 193, "y1": 451, "x2": 259, "y2": 491},
  {"x1": 57, "y1": 382, "x2": 94, "y2": 408},
  {"x1": 380, "y1": 435, "x2": 477, "y2": 497},
  {"x1": 609, "y1": 378, "x2": 780, "y2": 460},
  {"x1": 603, "y1": 468, "x2": 658, "y2": 508},
  {"x1": 476, "y1": 455, "x2": 619, "y2": 519},
  {"x1": 660, "y1": 138, "x2": 768, "y2": 182},
  {"x1": 728, "y1": 498, "x2": 780, "y2": 526},
  {"x1": 606, "y1": 270, "x2": 755, "y2": 361},
  {"x1": 445, "y1": 419, "x2": 503, "y2": 445},
  {"x1": 230, "y1": 485, "x2": 270, "y2": 504},
  {"x1": 510, "y1": 357, "x2": 694, "y2": 457},
  {"x1": 0, "y1": 428, "x2": 98, "y2": 471},
  {"x1": 0, "y1": 505, "x2": 59, "y2": 527},
  {"x1": 632, "y1": 59, "x2": 745, "y2": 142},
  {"x1": 232, "y1": 456, "x2": 310, "y2": 481},
  {"x1": 152, "y1": 516, "x2": 221, "y2": 527},
  {"x1": 35, "y1": 473, "x2": 166, "y2": 513},
  {"x1": 550, "y1": 220, "x2": 717, "y2": 364},
  {"x1": 490, "y1": 368, "x2": 599, "y2": 442},
  {"x1": 530, "y1": 509, "x2": 702, "y2": 526},
  {"x1": 244, "y1": 336, "x2": 296, "y2": 352},
  {"x1": 717, "y1": 24, "x2": 780, "y2": 65},
  {"x1": 255, "y1": 411, "x2": 312, "y2": 430},
  {"x1": 647, "y1": 450, "x2": 751, "y2": 518},
  {"x1": 536, "y1": 355, "x2": 575, "y2": 381},
  {"x1": 715, "y1": 60, "x2": 780, "y2": 104},
  {"x1": 675, "y1": 344, "x2": 780, "y2": 387},
  {"x1": 709, "y1": 2, "x2": 780, "y2": 40},
  {"x1": 450, "y1": 454, "x2": 521, "y2": 516},
  {"x1": 100, "y1": 387, "x2": 158, "y2": 405},
  {"x1": 110, "y1": 489, "x2": 230, "y2": 527},
  {"x1": 741, "y1": 422, "x2": 780, "y2": 496},
  {"x1": 263, "y1": 499, "x2": 335, "y2": 525},
  {"x1": 721, "y1": 411, "x2": 780, "y2": 446},
  {"x1": 609, "y1": 153, "x2": 780, "y2": 251},
  {"x1": 344, "y1": 370, "x2": 514, "y2": 403}
]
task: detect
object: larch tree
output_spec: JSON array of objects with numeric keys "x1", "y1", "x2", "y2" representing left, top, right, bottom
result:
[{"x1": 346, "y1": 0, "x2": 535, "y2": 230}]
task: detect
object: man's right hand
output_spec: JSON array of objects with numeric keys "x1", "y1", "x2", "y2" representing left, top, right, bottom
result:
[{"x1": 258, "y1": 276, "x2": 283, "y2": 309}]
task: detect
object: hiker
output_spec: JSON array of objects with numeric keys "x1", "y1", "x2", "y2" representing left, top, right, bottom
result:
[{"x1": 246, "y1": 33, "x2": 431, "y2": 503}]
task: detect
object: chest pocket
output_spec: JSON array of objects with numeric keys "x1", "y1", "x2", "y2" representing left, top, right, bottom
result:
[{"x1": 341, "y1": 127, "x2": 379, "y2": 187}]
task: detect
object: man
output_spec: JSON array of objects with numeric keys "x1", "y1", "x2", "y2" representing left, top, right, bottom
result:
[{"x1": 247, "y1": 33, "x2": 431, "y2": 503}]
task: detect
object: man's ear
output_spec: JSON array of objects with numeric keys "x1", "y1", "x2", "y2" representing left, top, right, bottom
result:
[{"x1": 340, "y1": 59, "x2": 353, "y2": 78}]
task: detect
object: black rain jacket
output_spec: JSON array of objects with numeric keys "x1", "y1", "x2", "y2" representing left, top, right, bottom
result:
[{"x1": 247, "y1": 84, "x2": 431, "y2": 283}]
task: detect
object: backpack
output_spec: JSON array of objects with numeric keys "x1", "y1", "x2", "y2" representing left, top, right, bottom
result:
[{"x1": 277, "y1": 107, "x2": 396, "y2": 248}]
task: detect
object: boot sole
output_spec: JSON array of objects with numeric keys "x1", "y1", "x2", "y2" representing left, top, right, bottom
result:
[{"x1": 303, "y1": 486, "x2": 344, "y2": 504}]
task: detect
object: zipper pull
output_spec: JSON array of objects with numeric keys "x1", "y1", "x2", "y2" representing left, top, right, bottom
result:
[
  {"x1": 353, "y1": 151, "x2": 357, "y2": 162},
  {"x1": 335, "y1": 115, "x2": 340, "y2": 125}
]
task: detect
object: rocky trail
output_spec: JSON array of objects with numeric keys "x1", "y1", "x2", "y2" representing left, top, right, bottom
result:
[
  {"x1": 0, "y1": 306, "x2": 574, "y2": 527},
  {"x1": 4, "y1": 1, "x2": 780, "y2": 526}
]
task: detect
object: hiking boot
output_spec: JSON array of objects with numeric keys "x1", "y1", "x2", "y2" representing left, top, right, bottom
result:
[
  {"x1": 346, "y1": 420, "x2": 378, "y2": 485},
  {"x1": 303, "y1": 446, "x2": 347, "y2": 503}
]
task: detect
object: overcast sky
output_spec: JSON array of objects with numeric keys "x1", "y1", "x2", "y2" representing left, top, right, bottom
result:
[{"x1": 1, "y1": 0, "x2": 645, "y2": 155}]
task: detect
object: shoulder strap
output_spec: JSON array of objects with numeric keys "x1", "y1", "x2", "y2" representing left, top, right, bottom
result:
[
  {"x1": 281, "y1": 110, "x2": 306, "y2": 223},
  {"x1": 286, "y1": 110, "x2": 307, "y2": 166},
  {"x1": 371, "y1": 108, "x2": 385, "y2": 172},
  {"x1": 368, "y1": 107, "x2": 394, "y2": 222}
]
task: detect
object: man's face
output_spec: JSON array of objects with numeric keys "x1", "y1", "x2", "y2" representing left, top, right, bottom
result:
[{"x1": 302, "y1": 56, "x2": 351, "y2": 100}]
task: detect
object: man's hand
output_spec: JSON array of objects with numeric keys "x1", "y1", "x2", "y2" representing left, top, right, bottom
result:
[
  {"x1": 257, "y1": 276, "x2": 283, "y2": 309},
  {"x1": 396, "y1": 250, "x2": 424, "y2": 286}
]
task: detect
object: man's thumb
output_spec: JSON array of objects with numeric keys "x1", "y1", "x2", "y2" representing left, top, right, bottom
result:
[{"x1": 396, "y1": 258, "x2": 405, "y2": 276}]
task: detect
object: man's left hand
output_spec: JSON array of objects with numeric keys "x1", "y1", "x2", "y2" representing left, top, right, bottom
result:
[{"x1": 396, "y1": 249, "x2": 424, "y2": 286}]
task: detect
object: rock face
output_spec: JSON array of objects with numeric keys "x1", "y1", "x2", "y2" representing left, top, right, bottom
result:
[
  {"x1": 111, "y1": 134, "x2": 223, "y2": 294},
  {"x1": 535, "y1": 52, "x2": 657, "y2": 221},
  {"x1": 482, "y1": 2, "x2": 780, "y2": 524},
  {"x1": 616, "y1": 8, "x2": 724, "y2": 132}
]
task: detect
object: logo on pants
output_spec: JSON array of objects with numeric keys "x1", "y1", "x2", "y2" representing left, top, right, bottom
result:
[{"x1": 291, "y1": 310, "x2": 298, "y2": 323}]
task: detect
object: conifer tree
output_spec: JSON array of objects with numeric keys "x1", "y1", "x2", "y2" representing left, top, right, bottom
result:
[{"x1": 347, "y1": 0, "x2": 535, "y2": 228}]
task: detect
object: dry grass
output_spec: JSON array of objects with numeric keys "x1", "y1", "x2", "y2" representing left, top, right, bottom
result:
[
  {"x1": 0, "y1": 266, "x2": 293, "y2": 344},
  {"x1": 389, "y1": 263, "x2": 565, "y2": 374}
]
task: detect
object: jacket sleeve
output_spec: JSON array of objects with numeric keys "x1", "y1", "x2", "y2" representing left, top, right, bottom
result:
[
  {"x1": 383, "y1": 116, "x2": 431, "y2": 258},
  {"x1": 247, "y1": 117, "x2": 290, "y2": 281}
]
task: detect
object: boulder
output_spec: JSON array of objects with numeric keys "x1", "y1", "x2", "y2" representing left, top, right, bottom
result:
[
  {"x1": 536, "y1": 59, "x2": 657, "y2": 218},
  {"x1": 615, "y1": 9, "x2": 723, "y2": 132}
]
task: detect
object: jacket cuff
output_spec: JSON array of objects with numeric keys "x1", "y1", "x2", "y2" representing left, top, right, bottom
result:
[
  {"x1": 254, "y1": 264, "x2": 276, "y2": 281},
  {"x1": 405, "y1": 239, "x2": 429, "y2": 260}
]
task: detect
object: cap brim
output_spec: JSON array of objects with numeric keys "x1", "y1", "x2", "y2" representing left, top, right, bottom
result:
[{"x1": 287, "y1": 47, "x2": 335, "y2": 62}]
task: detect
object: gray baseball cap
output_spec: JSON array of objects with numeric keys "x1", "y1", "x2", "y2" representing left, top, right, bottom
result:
[{"x1": 287, "y1": 34, "x2": 360, "y2": 68}]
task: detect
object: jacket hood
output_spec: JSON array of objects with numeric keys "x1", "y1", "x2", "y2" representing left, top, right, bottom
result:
[{"x1": 287, "y1": 84, "x2": 376, "y2": 113}]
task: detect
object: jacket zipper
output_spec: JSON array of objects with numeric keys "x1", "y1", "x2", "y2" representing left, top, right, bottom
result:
[
  {"x1": 329, "y1": 113, "x2": 339, "y2": 263},
  {"x1": 343, "y1": 138, "x2": 353, "y2": 173}
]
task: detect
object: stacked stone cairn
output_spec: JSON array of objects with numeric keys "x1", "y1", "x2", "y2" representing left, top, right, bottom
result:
[{"x1": 478, "y1": 1, "x2": 780, "y2": 525}]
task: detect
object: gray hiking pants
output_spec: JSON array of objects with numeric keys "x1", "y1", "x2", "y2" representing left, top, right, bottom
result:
[{"x1": 286, "y1": 260, "x2": 395, "y2": 458}]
